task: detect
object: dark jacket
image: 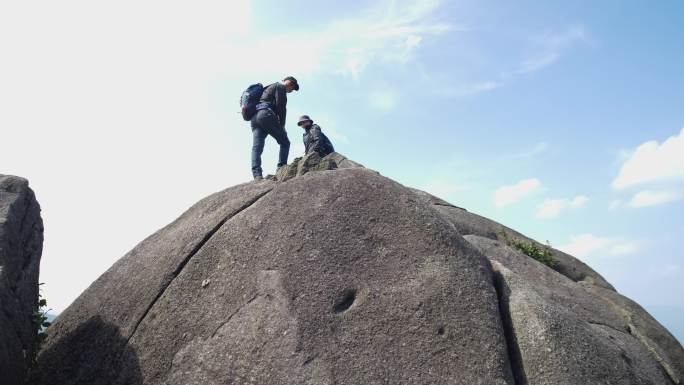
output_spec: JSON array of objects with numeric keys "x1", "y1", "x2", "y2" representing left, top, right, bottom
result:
[
  {"x1": 258, "y1": 82, "x2": 287, "y2": 126},
  {"x1": 303, "y1": 124, "x2": 334, "y2": 156}
]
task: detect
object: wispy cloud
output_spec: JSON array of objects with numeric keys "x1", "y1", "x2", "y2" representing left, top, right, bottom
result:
[
  {"x1": 443, "y1": 81, "x2": 506, "y2": 97},
  {"x1": 559, "y1": 234, "x2": 641, "y2": 259},
  {"x1": 368, "y1": 89, "x2": 399, "y2": 111},
  {"x1": 571, "y1": 195, "x2": 589, "y2": 208},
  {"x1": 494, "y1": 178, "x2": 542, "y2": 208},
  {"x1": 628, "y1": 190, "x2": 682, "y2": 208},
  {"x1": 447, "y1": 24, "x2": 591, "y2": 97},
  {"x1": 609, "y1": 190, "x2": 681, "y2": 209},
  {"x1": 535, "y1": 195, "x2": 588, "y2": 219},
  {"x1": 609, "y1": 200, "x2": 623, "y2": 210},
  {"x1": 233, "y1": 0, "x2": 452, "y2": 79},
  {"x1": 518, "y1": 25, "x2": 589, "y2": 74},
  {"x1": 326, "y1": 1, "x2": 452, "y2": 78},
  {"x1": 612, "y1": 127, "x2": 684, "y2": 190},
  {"x1": 511, "y1": 142, "x2": 550, "y2": 159},
  {"x1": 536, "y1": 199, "x2": 566, "y2": 219}
]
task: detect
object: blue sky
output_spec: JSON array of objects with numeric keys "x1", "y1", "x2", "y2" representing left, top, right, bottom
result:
[{"x1": 1, "y1": 0, "x2": 682, "y2": 342}]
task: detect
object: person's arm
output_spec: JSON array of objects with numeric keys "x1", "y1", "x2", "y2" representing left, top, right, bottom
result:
[
  {"x1": 323, "y1": 131, "x2": 334, "y2": 153},
  {"x1": 308, "y1": 126, "x2": 323, "y2": 154},
  {"x1": 274, "y1": 83, "x2": 287, "y2": 126}
]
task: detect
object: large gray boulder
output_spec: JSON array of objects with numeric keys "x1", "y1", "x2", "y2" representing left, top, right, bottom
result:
[
  {"x1": 0, "y1": 175, "x2": 44, "y2": 385},
  {"x1": 412, "y1": 191, "x2": 615, "y2": 290},
  {"x1": 464, "y1": 235, "x2": 680, "y2": 384},
  {"x1": 30, "y1": 156, "x2": 684, "y2": 385}
]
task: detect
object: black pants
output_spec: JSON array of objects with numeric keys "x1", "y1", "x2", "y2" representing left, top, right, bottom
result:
[{"x1": 251, "y1": 109, "x2": 290, "y2": 178}]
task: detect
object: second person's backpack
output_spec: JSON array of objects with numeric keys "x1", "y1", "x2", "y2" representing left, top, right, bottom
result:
[{"x1": 240, "y1": 83, "x2": 264, "y2": 121}]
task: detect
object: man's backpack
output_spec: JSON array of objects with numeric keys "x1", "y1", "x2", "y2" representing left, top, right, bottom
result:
[{"x1": 240, "y1": 83, "x2": 264, "y2": 121}]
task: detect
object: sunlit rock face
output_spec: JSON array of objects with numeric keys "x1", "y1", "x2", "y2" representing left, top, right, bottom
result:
[{"x1": 28, "y1": 156, "x2": 683, "y2": 385}]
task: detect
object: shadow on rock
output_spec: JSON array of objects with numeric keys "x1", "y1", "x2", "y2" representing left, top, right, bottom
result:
[
  {"x1": 492, "y1": 270, "x2": 529, "y2": 385},
  {"x1": 28, "y1": 316, "x2": 142, "y2": 385}
]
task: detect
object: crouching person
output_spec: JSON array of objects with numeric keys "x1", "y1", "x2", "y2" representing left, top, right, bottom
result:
[{"x1": 297, "y1": 115, "x2": 335, "y2": 157}]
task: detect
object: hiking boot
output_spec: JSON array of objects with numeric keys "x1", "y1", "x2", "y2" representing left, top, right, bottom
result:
[{"x1": 253, "y1": 175, "x2": 264, "y2": 181}]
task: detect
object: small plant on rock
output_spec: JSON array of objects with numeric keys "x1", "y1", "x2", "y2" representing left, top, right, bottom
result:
[
  {"x1": 499, "y1": 231, "x2": 556, "y2": 267},
  {"x1": 31, "y1": 283, "x2": 51, "y2": 364}
]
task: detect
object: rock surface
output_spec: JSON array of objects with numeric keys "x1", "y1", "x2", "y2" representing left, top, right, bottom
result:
[
  {"x1": 275, "y1": 152, "x2": 364, "y2": 182},
  {"x1": 465, "y1": 235, "x2": 680, "y2": 384},
  {"x1": 0, "y1": 175, "x2": 44, "y2": 385},
  {"x1": 30, "y1": 155, "x2": 684, "y2": 385}
]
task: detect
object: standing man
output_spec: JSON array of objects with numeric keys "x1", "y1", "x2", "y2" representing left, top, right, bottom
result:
[
  {"x1": 251, "y1": 76, "x2": 300, "y2": 180},
  {"x1": 297, "y1": 115, "x2": 335, "y2": 157}
]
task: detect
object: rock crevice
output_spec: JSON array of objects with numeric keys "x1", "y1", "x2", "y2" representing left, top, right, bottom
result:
[
  {"x1": 126, "y1": 188, "x2": 274, "y2": 343},
  {"x1": 492, "y1": 268, "x2": 528, "y2": 385},
  {"x1": 467, "y1": 234, "x2": 679, "y2": 385}
]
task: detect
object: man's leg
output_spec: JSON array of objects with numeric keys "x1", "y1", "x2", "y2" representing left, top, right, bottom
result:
[
  {"x1": 251, "y1": 118, "x2": 268, "y2": 178},
  {"x1": 269, "y1": 125, "x2": 291, "y2": 168}
]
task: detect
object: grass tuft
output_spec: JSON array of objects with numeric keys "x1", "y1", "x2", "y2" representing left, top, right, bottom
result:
[{"x1": 499, "y1": 231, "x2": 556, "y2": 267}]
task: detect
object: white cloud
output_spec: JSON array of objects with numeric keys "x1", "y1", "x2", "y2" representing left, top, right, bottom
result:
[
  {"x1": 613, "y1": 128, "x2": 684, "y2": 189},
  {"x1": 439, "y1": 25, "x2": 590, "y2": 98},
  {"x1": 571, "y1": 195, "x2": 588, "y2": 208},
  {"x1": 519, "y1": 25, "x2": 589, "y2": 74},
  {"x1": 313, "y1": 0, "x2": 451, "y2": 79},
  {"x1": 186, "y1": 0, "x2": 452, "y2": 81},
  {"x1": 536, "y1": 199, "x2": 566, "y2": 219},
  {"x1": 494, "y1": 178, "x2": 542, "y2": 207},
  {"x1": 535, "y1": 195, "x2": 588, "y2": 219},
  {"x1": 472, "y1": 81, "x2": 505, "y2": 92},
  {"x1": 521, "y1": 52, "x2": 561, "y2": 74},
  {"x1": 511, "y1": 142, "x2": 550, "y2": 159},
  {"x1": 406, "y1": 34, "x2": 423, "y2": 48},
  {"x1": 369, "y1": 89, "x2": 399, "y2": 111},
  {"x1": 609, "y1": 200, "x2": 623, "y2": 210},
  {"x1": 444, "y1": 80, "x2": 506, "y2": 97},
  {"x1": 559, "y1": 234, "x2": 640, "y2": 259},
  {"x1": 628, "y1": 190, "x2": 682, "y2": 208}
]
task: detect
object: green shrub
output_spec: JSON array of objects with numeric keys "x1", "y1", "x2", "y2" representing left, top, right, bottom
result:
[
  {"x1": 499, "y1": 232, "x2": 556, "y2": 267},
  {"x1": 31, "y1": 284, "x2": 51, "y2": 364}
]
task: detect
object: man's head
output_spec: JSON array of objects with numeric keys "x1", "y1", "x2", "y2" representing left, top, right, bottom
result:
[
  {"x1": 282, "y1": 76, "x2": 300, "y2": 93},
  {"x1": 297, "y1": 115, "x2": 313, "y2": 129}
]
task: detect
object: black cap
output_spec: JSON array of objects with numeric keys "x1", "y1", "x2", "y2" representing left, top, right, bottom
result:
[{"x1": 283, "y1": 76, "x2": 300, "y2": 91}]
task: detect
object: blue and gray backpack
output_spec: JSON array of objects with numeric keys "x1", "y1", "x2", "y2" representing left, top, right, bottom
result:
[{"x1": 240, "y1": 83, "x2": 264, "y2": 121}]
